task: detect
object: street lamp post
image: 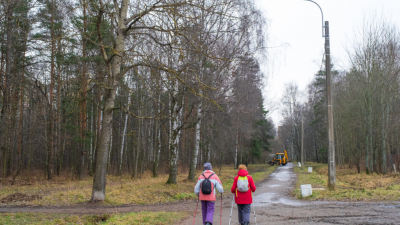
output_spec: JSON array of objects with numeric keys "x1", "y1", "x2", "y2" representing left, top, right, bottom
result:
[{"x1": 304, "y1": 0, "x2": 336, "y2": 190}]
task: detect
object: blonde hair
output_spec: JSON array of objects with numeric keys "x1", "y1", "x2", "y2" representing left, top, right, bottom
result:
[{"x1": 238, "y1": 164, "x2": 247, "y2": 170}]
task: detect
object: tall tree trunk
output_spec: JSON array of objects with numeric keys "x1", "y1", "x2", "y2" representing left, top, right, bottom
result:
[
  {"x1": 47, "y1": 0, "x2": 56, "y2": 180},
  {"x1": 166, "y1": 80, "x2": 181, "y2": 184},
  {"x1": 382, "y1": 102, "x2": 389, "y2": 174},
  {"x1": 56, "y1": 36, "x2": 62, "y2": 176},
  {"x1": 152, "y1": 93, "x2": 161, "y2": 178},
  {"x1": 368, "y1": 94, "x2": 373, "y2": 174},
  {"x1": 132, "y1": 88, "x2": 141, "y2": 179},
  {"x1": 188, "y1": 95, "x2": 201, "y2": 180},
  {"x1": 91, "y1": 0, "x2": 128, "y2": 201},
  {"x1": 16, "y1": 36, "x2": 27, "y2": 178},
  {"x1": 91, "y1": 83, "x2": 117, "y2": 200},
  {"x1": 119, "y1": 92, "x2": 130, "y2": 174},
  {"x1": 234, "y1": 129, "x2": 239, "y2": 169},
  {"x1": 93, "y1": 91, "x2": 102, "y2": 174},
  {"x1": 89, "y1": 88, "x2": 94, "y2": 175},
  {"x1": 139, "y1": 116, "x2": 145, "y2": 178},
  {"x1": 81, "y1": 13, "x2": 87, "y2": 167},
  {"x1": 152, "y1": 120, "x2": 160, "y2": 178},
  {"x1": 79, "y1": 1, "x2": 87, "y2": 180},
  {"x1": 1, "y1": 1, "x2": 14, "y2": 184}
]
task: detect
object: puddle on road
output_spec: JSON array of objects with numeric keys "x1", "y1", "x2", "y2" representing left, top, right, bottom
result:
[
  {"x1": 266, "y1": 184, "x2": 281, "y2": 188},
  {"x1": 253, "y1": 193, "x2": 304, "y2": 206},
  {"x1": 268, "y1": 167, "x2": 296, "y2": 182},
  {"x1": 253, "y1": 164, "x2": 303, "y2": 206}
]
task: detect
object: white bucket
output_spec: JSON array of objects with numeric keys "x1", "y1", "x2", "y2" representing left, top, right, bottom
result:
[
  {"x1": 301, "y1": 184, "x2": 312, "y2": 197},
  {"x1": 298, "y1": 162, "x2": 301, "y2": 167},
  {"x1": 308, "y1": 167, "x2": 313, "y2": 173}
]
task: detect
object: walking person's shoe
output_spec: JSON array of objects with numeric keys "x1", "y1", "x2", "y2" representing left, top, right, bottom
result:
[
  {"x1": 205, "y1": 222, "x2": 212, "y2": 225},
  {"x1": 243, "y1": 222, "x2": 249, "y2": 225}
]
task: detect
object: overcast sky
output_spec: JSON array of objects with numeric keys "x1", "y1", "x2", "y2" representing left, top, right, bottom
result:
[{"x1": 255, "y1": 0, "x2": 400, "y2": 125}]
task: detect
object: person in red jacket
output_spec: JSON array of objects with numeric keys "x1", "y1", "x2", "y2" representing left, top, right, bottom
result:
[{"x1": 231, "y1": 164, "x2": 256, "y2": 225}]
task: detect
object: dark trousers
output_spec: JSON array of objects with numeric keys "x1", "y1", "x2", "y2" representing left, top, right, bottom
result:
[
  {"x1": 237, "y1": 204, "x2": 251, "y2": 223},
  {"x1": 201, "y1": 201, "x2": 215, "y2": 224}
]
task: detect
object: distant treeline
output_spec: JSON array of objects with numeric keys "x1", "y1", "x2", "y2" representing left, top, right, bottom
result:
[{"x1": 279, "y1": 18, "x2": 400, "y2": 175}]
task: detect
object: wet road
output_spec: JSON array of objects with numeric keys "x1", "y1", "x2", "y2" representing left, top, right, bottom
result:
[{"x1": 179, "y1": 163, "x2": 400, "y2": 225}]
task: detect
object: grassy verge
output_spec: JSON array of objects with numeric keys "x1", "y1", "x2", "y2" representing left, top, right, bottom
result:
[
  {"x1": 0, "y1": 211, "x2": 188, "y2": 225},
  {"x1": 0, "y1": 164, "x2": 275, "y2": 207},
  {"x1": 293, "y1": 162, "x2": 400, "y2": 201}
]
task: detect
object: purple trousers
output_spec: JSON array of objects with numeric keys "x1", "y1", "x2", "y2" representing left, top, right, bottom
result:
[{"x1": 201, "y1": 201, "x2": 215, "y2": 224}]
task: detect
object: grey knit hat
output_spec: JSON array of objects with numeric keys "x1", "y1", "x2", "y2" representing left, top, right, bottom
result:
[{"x1": 203, "y1": 162, "x2": 212, "y2": 171}]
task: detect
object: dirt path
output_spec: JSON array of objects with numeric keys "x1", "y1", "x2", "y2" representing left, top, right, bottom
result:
[
  {"x1": 1, "y1": 164, "x2": 400, "y2": 224},
  {"x1": 179, "y1": 163, "x2": 400, "y2": 225},
  {"x1": 0, "y1": 201, "x2": 197, "y2": 215}
]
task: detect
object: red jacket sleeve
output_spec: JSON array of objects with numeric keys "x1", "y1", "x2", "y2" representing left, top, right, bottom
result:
[
  {"x1": 231, "y1": 176, "x2": 238, "y2": 193},
  {"x1": 248, "y1": 176, "x2": 256, "y2": 192}
]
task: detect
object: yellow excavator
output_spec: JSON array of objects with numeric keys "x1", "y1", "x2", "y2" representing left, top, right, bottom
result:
[{"x1": 269, "y1": 150, "x2": 289, "y2": 166}]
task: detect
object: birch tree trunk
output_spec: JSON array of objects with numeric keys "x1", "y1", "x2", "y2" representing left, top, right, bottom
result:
[
  {"x1": 188, "y1": 92, "x2": 202, "y2": 180},
  {"x1": 166, "y1": 80, "x2": 181, "y2": 184},
  {"x1": 119, "y1": 93, "x2": 130, "y2": 174}
]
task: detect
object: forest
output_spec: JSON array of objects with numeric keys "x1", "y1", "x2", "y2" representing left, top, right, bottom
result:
[
  {"x1": 0, "y1": 0, "x2": 274, "y2": 201},
  {"x1": 279, "y1": 18, "x2": 400, "y2": 175}
]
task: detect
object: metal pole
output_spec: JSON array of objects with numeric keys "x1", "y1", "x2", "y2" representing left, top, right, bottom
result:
[
  {"x1": 303, "y1": 0, "x2": 325, "y2": 38},
  {"x1": 301, "y1": 118, "x2": 304, "y2": 170},
  {"x1": 229, "y1": 195, "x2": 234, "y2": 225},
  {"x1": 304, "y1": 0, "x2": 336, "y2": 190},
  {"x1": 220, "y1": 193, "x2": 223, "y2": 225},
  {"x1": 325, "y1": 21, "x2": 336, "y2": 190},
  {"x1": 192, "y1": 198, "x2": 199, "y2": 225},
  {"x1": 252, "y1": 203, "x2": 257, "y2": 225}
]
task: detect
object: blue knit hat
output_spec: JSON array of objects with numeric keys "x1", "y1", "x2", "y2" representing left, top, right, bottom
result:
[{"x1": 204, "y1": 162, "x2": 212, "y2": 171}]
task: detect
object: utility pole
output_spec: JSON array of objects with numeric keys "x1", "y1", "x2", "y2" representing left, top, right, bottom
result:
[
  {"x1": 301, "y1": 118, "x2": 304, "y2": 170},
  {"x1": 304, "y1": 0, "x2": 335, "y2": 190},
  {"x1": 325, "y1": 21, "x2": 336, "y2": 190}
]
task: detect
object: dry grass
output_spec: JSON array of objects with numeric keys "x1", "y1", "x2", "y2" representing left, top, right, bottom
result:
[
  {"x1": 293, "y1": 162, "x2": 400, "y2": 201},
  {"x1": 0, "y1": 164, "x2": 275, "y2": 206},
  {"x1": 0, "y1": 211, "x2": 188, "y2": 225}
]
